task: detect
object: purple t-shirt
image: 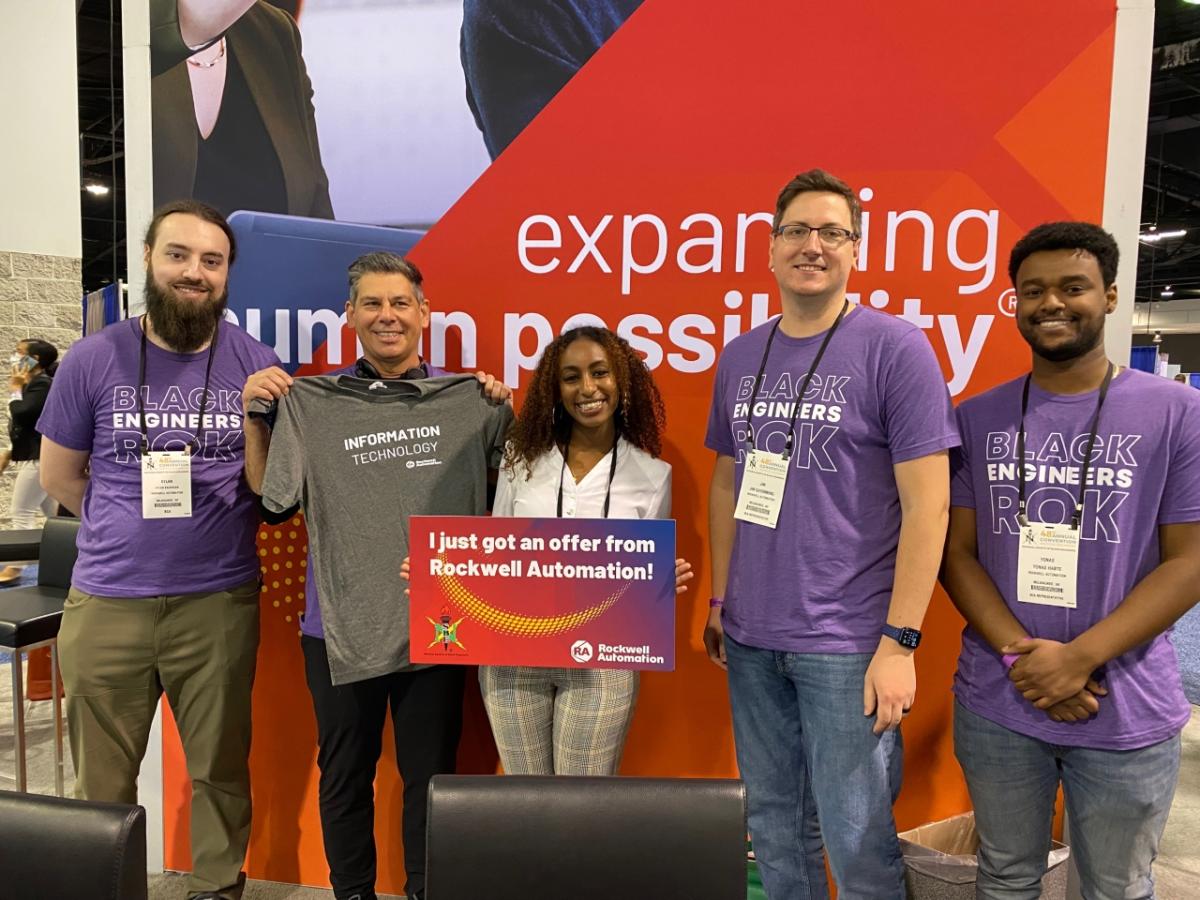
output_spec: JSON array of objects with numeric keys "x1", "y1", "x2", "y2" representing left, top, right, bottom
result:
[
  {"x1": 37, "y1": 318, "x2": 280, "y2": 597},
  {"x1": 705, "y1": 307, "x2": 959, "y2": 652},
  {"x1": 951, "y1": 369, "x2": 1200, "y2": 749}
]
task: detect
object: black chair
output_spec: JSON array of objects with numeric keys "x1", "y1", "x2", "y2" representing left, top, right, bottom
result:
[
  {"x1": 0, "y1": 529, "x2": 43, "y2": 564},
  {"x1": 0, "y1": 517, "x2": 81, "y2": 794},
  {"x1": 0, "y1": 790, "x2": 147, "y2": 899},
  {"x1": 426, "y1": 775, "x2": 747, "y2": 900}
]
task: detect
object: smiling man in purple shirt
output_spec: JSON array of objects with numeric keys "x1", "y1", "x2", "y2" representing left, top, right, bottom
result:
[
  {"x1": 703, "y1": 169, "x2": 958, "y2": 899},
  {"x1": 38, "y1": 199, "x2": 280, "y2": 900},
  {"x1": 942, "y1": 221, "x2": 1200, "y2": 899}
]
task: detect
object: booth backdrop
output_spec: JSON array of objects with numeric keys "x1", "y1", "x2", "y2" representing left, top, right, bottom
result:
[{"x1": 147, "y1": 0, "x2": 1119, "y2": 890}]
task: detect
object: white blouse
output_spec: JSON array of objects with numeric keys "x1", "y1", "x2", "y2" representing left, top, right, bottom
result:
[{"x1": 494, "y1": 437, "x2": 671, "y2": 521}]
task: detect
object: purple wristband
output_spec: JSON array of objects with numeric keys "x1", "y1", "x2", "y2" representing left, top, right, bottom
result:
[
  {"x1": 709, "y1": 597, "x2": 724, "y2": 608},
  {"x1": 1002, "y1": 636, "x2": 1030, "y2": 669}
]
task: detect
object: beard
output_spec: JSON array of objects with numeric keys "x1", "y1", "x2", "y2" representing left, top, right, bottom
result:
[
  {"x1": 144, "y1": 272, "x2": 228, "y2": 353},
  {"x1": 1020, "y1": 317, "x2": 1105, "y2": 363}
]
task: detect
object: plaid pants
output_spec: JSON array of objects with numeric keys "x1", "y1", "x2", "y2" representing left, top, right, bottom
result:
[{"x1": 479, "y1": 665, "x2": 638, "y2": 775}]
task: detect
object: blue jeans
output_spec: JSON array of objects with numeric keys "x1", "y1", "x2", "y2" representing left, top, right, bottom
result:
[
  {"x1": 954, "y1": 702, "x2": 1180, "y2": 900},
  {"x1": 725, "y1": 635, "x2": 905, "y2": 900}
]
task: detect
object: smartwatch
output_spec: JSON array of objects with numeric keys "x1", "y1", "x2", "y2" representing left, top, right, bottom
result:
[{"x1": 881, "y1": 624, "x2": 921, "y2": 650}]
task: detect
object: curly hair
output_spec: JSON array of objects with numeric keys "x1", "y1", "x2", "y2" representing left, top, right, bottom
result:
[
  {"x1": 505, "y1": 326, "x2": 667, "y2": 478},
  {"x1": 1008, "y1": 222, "x2": 1119, "y2": 288}
]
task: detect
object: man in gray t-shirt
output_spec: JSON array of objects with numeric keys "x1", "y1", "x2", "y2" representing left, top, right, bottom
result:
[{"x1": 242, "y1": 252, "x2": 511, "y2": 900}]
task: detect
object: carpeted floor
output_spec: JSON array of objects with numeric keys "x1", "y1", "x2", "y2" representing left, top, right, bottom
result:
[{"x1": 147, "y1": 871, "x2": 402, "y2": 899}]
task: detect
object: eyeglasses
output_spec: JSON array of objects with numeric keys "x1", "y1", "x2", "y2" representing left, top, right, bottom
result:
[{"x1": 774, "y1": 224, "x2": 858, "y2": 248}]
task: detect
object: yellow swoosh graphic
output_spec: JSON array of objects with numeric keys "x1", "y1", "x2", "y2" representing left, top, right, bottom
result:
[{"x1": 433, "y1": 553, "x2": 631, "y2": 637}]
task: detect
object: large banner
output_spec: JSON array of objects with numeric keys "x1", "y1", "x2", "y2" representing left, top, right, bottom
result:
[{"x1": 146, "y1": 0, "x2": 1123, "y2": 890}]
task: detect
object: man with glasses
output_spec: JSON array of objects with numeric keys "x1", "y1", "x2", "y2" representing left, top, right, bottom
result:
[
  {"x1": 703, "y1": 169, "x2": 958, "y2": 898},
  {"x1": 942, "y1": 222, "x2": 1200, "y2": 898}
]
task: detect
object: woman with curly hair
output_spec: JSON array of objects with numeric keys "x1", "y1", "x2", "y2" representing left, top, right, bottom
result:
[{"x1": 483, "y1": 325, "x2": 692, "y2": 774}]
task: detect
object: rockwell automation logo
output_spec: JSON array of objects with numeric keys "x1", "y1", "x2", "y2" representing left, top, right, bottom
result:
[{"x1": 570, "y1": 640, "x2": 594, "y2": 663}]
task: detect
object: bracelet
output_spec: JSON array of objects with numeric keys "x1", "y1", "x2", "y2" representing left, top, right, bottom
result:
[
  {"x1": 1002, "y1": 636, "x2": 1030, "y2": 669},
  {"x1": 708, "y1": 597, "x2": 724, "y2": 608}
]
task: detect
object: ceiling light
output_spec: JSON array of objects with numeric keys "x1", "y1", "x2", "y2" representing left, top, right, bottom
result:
[
  {"x1": 1162, "y1": 286, "x2": 1175, "y2": 297},
  {"x1": 1139, "y1": 229, "x2": 1186, "y2": 242},
  {"x1": 84, "y1": 183, "x2": 110, "y2": 196}
]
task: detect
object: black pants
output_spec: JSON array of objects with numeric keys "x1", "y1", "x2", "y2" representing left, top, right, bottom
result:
[{"x1": 302, "y1": 636, "x2": 466, "y2": 900}]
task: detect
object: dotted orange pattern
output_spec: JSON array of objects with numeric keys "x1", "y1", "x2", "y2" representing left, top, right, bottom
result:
[
  {"x1": 258, "y1": 516, "x2": 308, "y2": 636},
  {"x1": 433, "y1": 552, "x2": 630, "y2": 637}
]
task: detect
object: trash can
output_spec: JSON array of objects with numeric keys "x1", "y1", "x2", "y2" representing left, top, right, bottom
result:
[{"x1": 898, "y1": 812, "x2": 1070, "y2": 900}]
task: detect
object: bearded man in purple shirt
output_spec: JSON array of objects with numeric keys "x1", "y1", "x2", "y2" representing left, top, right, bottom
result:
[
  {"x1": 38, "y1": 199, "x2": 280, "y2": 900},
  {"x1": 702, "y1": 169, "x2": 958, "y2": 899},
  {"x1": 942, "y1": 221, "x2": 1200, "y2": 899}
]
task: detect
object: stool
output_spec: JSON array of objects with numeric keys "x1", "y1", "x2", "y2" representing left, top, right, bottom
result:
[{"x1": 0, "y1": 517, "x2": 80, "y2": 795}]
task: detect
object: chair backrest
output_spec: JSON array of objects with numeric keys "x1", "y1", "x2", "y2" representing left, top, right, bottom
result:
[
  {"x1": 0, "y1": 790, "x2": 147, "y2": 900},
  {"x1": 37, "y1": 516, "x2": 81, "y2": 590},
  {"x1": 426, "y1": 775, "x2": 747, "y2": 900}
]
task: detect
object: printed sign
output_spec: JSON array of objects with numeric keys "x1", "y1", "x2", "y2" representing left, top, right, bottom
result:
[{"x1": 409, "y1": 515, "x2": 676, "y2": 670}]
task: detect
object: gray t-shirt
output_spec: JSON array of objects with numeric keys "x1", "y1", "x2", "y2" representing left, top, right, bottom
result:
[{"x1": 259, "y1": 373, "x2": 513, "y2": 684}]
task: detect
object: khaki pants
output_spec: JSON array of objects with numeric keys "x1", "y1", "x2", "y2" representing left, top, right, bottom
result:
[{"x1": 58, "y1": 579, "x2": 261, "y2": 899}]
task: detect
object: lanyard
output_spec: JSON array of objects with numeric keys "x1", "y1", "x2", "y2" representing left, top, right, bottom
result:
[
  {"x1": 1017, "y1": 362, "x2": 1114, "y2": 529},
  {"x1": 745, "y1": 299, "x2": 848, "y2": 458},
  {"x1": 557, "y1": 433, "x2": 620, "y2": 519},
  {"x1": 137, "y1": 316, "x2": 219, "y2": 455}
]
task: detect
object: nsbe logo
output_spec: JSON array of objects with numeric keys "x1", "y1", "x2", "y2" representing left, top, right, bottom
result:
[
  {"x1": 427, "y1": 608, "x2": 465, "y2": 653},
  {"x1": 570, "y1": 640, "x2": 593, "y2": 663}
]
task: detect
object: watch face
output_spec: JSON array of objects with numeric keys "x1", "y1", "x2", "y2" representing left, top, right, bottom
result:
[{"x1": 898, "y1": 627, "x2": 921, "y2": 649}]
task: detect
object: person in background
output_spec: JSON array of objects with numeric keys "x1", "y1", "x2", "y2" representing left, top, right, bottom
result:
[{"x1": 0, "y1": 338, "x2": 60, "y2": 583}]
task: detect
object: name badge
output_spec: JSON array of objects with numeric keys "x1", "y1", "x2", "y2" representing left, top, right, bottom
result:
[
  {"x1": 734, "y1": 449, "x2": 789, "y2": 529},
  {"x1": 141, "y1": 450, "x2": 193, "y2": 519},
  {"x1": 1016, "y1": 522, "x2": 1079, "y2": 609}
]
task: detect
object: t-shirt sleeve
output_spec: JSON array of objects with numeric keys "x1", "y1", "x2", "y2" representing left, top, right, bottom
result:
[
  {"x1": 260, "y1": 394, "x2": 306, "y2": 514},
  {"x1": 950, "y1": 403, "x2": 976, "y2": 509},
  {"x1": 35, "y1": 346, "x2": 96, "y2": 452},
  {"x1": 1159, "y1": 395, "x2": 1200, "y2": 525},
  {"x1": 881, "y1": 328, "x2": 961, "y2": 464},
  {"x1": 704, "y1": 352, "x2": 736, "y2": 457},
  {"x1": 483, "y1": 399, "x2": 515, "y2": 468},
  {"x1": 255, "y1": 341, "x2": 284, "y2": 370}
]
